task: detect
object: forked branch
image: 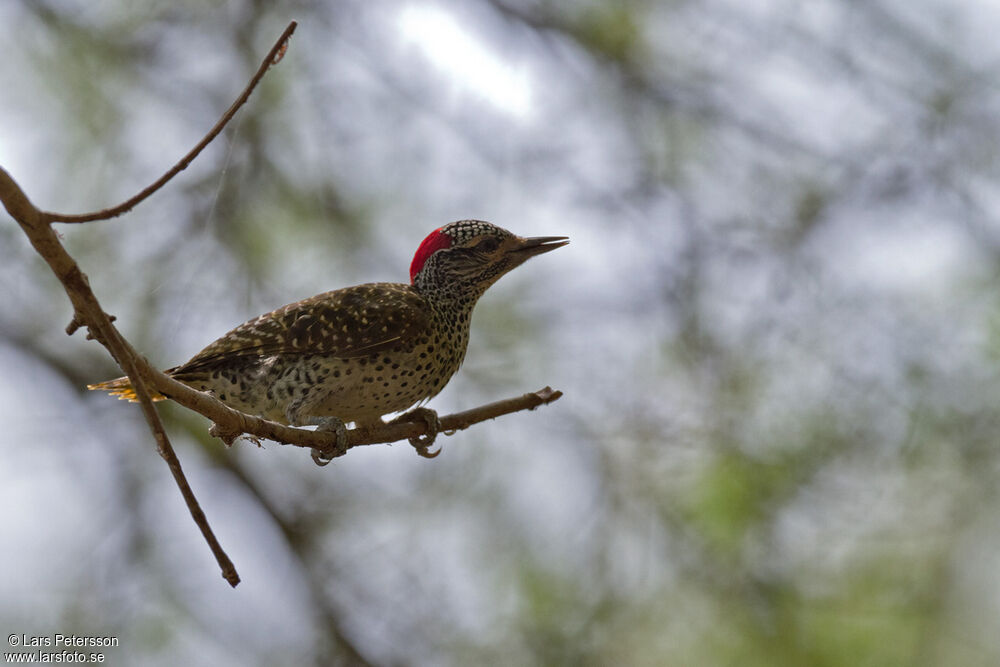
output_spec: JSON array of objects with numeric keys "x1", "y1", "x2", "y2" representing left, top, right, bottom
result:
[
  {"x1": 0, "y1": 19, "x2": 562, "y2": 589},
  {"x1": 0, "y1": 21, "x2": 301, "y2": 588}
]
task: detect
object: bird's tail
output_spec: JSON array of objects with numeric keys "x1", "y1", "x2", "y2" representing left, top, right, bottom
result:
[{"x1": 87, "y1": 376, "x2": 167, "y2": 402}]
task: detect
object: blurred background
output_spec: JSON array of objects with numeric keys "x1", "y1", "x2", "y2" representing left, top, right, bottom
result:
[{"x1": 3, "y1": 0, "x2": 1000, "y2": 664}]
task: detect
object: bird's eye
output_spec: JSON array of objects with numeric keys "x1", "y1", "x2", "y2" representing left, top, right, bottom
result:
[{"x1": 474, "y1": 237, "x2": 500, "y2": 253}]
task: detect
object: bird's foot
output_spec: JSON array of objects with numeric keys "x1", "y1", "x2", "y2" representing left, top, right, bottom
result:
[
  {"x1": 310, "y1": 416, "x2": 349, "y2": 467},
  {"x1": 393, "y1": 407, "x2": 442, "y2": 459}
]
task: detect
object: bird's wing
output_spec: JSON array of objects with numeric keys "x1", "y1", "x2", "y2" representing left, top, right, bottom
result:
[{"x1": 174, "y1": 283, "x2": 431, "y2": 375}]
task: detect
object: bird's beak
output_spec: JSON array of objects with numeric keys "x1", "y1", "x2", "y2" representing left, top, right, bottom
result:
[{"x1": 509, "y1": 235, "x2": 570, "y2": 261}]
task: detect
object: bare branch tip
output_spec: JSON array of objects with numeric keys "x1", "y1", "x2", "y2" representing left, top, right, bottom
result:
[
  {"x1": 65, "y1": 315, "x2": 84, "y2": 336},
  {"x1": 534, "y1": 386, "x2": 563, "y2": 404},
  {"x1": 223, "y1": 569, "x2": 241, "y2": 588},
  {"x1": 271, "y1": 21, "x2": 298, "y2": 65},
  {"x1": 209, "y1": 423, "x2": 241, "y2": 447}
]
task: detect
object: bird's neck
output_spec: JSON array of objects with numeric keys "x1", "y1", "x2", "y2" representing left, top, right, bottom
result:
[
  {"x1": 415, "y1": 272, "x2": 487, "y2": 313},
  {"x1": 424, "y1": 286, "x2": 481, "y2": 317}
]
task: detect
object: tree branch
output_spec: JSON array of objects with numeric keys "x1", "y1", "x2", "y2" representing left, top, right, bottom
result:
[
  {"x1": 0, "y1": 18, "x2": 563, "y2": 588},
  {"x1": 91, "y1": 335, "x2": 562, "y2": 456},
  {"x1": 0, "y1": 165, "x2": 241, "y2": 586},
  {"x1": 151, "y1": 368, "x2": 563, "y2": 459},
  {"x1": 0, "y1": 21, "x2": 301, "y2": 588}
]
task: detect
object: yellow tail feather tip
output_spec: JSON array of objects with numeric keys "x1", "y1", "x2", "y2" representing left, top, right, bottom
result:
[{"x1": 87, "y1": 378, "x2": 165, "y2": 402}]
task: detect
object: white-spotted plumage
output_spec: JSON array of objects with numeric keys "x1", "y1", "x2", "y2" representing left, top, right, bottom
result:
[{"x1": 89, "y1": 220, "x2": 568, "y2": 431}]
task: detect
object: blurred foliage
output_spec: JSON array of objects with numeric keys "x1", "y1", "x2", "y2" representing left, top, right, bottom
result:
[
  {"x1": 4, "y1": 0, "x2": 1000, "y2": 666},
  {"x1": 572, "y1": 3, "x2": 643, "y2": 63}
]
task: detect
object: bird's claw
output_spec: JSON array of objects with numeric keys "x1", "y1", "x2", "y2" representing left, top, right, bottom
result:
[
  {"x1": 394, "y1": 407, "x2": 442, "y2": 459},
  {"x1": 311, "y1": 449, "x2": 334, "y2": 466},
  {"x1": 310, "y1": 417, "x2": 349, "y2": 467}
]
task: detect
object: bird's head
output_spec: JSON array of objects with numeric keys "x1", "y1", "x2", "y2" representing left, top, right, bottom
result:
[{"x1": 410, "y1": 220, "x2": 568, "y2": 301}]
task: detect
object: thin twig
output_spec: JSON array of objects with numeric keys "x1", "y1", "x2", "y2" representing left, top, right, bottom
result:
[
  {"x1": 41, "y1": 21, "x2": 298, "y2": 225},
  {"x1": 108, "y1": 329, "x2": 241, "y2": 586}
]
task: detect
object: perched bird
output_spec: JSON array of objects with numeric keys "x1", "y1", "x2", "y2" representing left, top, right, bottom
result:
[{"x1": 89, "y1": 220, "x2": 568, "y2": 463}]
